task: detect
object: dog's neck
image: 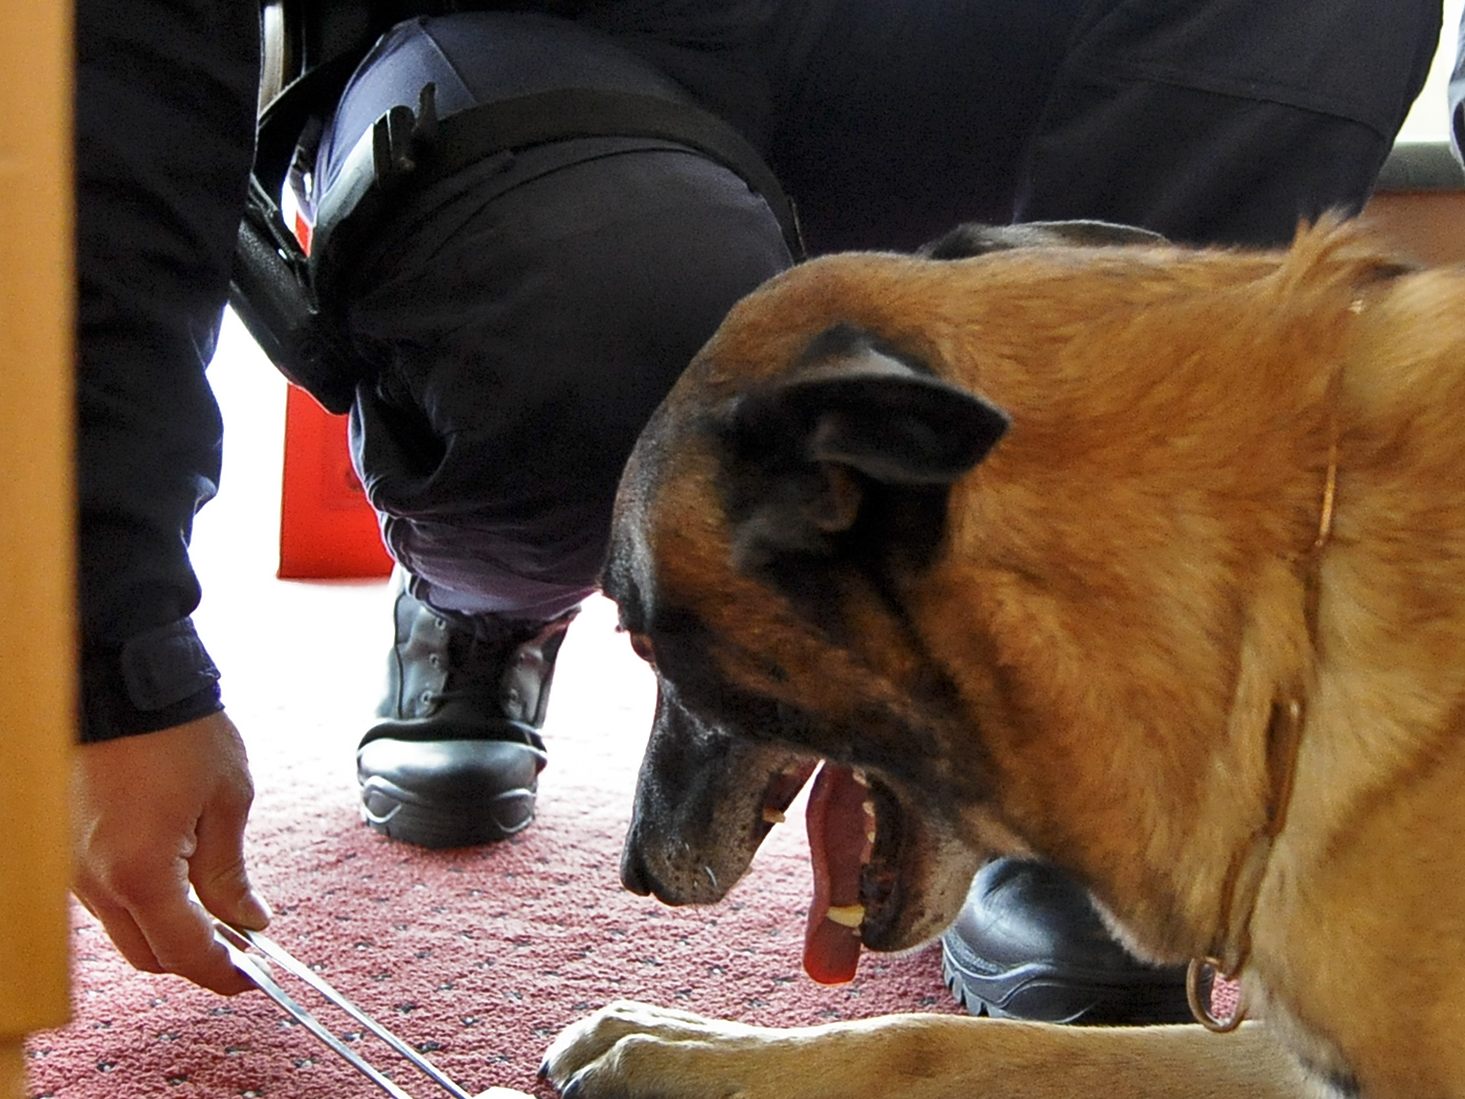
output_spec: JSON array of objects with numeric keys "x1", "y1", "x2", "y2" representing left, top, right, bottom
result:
[{"x1": 1191, "y1": 368, "x2": 1344, "y2": 1031}]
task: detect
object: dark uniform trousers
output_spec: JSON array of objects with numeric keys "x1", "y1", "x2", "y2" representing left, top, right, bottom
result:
[{"x1": 75, "y1": 0, "x2": 1442, "y2": 737}]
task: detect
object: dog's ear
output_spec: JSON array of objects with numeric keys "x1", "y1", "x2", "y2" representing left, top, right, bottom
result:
[
  {"x1": 766, "y1": 359, "x2": 1008, "y2": 485},
  {"x1": 719, "y1": 334, "x2": 1007, "y2": 564}
]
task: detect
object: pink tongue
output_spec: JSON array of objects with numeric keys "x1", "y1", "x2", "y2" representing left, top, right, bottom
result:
[{"x1": 803, "y1": 763, "x2": 869, "y2": 985}]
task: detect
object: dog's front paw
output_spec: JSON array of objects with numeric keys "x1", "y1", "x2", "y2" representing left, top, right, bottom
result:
[{"x1": 541, "y1": 1000, "x2": 772, "y2": 1098}]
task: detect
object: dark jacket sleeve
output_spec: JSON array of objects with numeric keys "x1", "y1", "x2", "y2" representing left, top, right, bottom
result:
[{"x1": 74, "y1": 0, "x2": 260, "y2": 740}]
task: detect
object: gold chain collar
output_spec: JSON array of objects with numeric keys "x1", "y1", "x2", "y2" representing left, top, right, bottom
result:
[{"x1": 1187, "y1": 380, "x2": 1343, "y2": 1033}]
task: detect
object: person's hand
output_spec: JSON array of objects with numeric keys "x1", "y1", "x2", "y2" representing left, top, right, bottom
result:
[{"x1": 71, "y1": 710, "x2": 271, "y2": 994}]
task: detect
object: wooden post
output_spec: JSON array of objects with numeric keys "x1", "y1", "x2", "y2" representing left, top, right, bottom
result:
[{"x1": 0, "y1": 0, "x2": 76, "y2": 1093}]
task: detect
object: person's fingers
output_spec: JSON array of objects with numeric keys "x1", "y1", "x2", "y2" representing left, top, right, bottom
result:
[
  {"x1": 129, "y1": 867, "x2": 254, "y2": 1002},
  {"x1": 98, "y1": 844, "x2": 256, "y2": 996},
  {"x1": 84, "y1": 902, "x2": 165, "y2": 974},
  {"x1": 144, "y1": 912, "x2": 254, "y2": 996},
  {"x1": 71, "y1": 712, "x2": 264, "y2": 994},
  {"x1": 190, "y1": 776, "x2": 272, "y2": 933}
]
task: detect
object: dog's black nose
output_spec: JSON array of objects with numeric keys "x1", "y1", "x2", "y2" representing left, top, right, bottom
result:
[{"x1": 619, "y1": 841, "x2": 655, "y2": 896}]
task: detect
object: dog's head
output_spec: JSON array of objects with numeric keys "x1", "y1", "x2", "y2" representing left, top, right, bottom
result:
[
  {"x1": 601, "y1": 215, "x2": 1426, "y2": 986},
  {"x1": 605, "y1": 321, "x2": 1015, "y2": 982},
  {"x1": 604, "y1": 220, "x2": 1172, "y2": 982}
]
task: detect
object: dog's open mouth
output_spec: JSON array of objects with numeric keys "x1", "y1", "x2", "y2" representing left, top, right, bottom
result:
[{"x1": 779, "y1": 762, "x2": 904, "y2": 985}]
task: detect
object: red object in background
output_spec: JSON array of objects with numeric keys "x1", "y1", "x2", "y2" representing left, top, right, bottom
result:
[{"x1": 278, "y1": 384, "x2": 394, "y2": 579}]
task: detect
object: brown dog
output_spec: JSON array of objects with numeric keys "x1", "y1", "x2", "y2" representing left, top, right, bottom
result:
[{"x1": 542, "y1": 219, "x2": 1465, "y2": 1098}]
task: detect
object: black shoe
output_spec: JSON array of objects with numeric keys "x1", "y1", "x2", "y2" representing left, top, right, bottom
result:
[
  {"x1": 940, "y1": 859, "x2": 1192, "y2": 1024},
  {"x1": 356, "y1": 583, "x2": 576, "y2": 848}
]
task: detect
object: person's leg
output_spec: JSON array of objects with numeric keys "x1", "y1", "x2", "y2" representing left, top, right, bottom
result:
[
  {"x1": 945, "y1": 0, "x2": 1442, "y2": 1025},
  {"x1": 774, "y1": 0, "x2": 1442, "y2": 1022},
  {"x1": 769, "y1": 0, "x2": 1089, "y2": 254},
  {"x1": 316, "y1": 14, "x2": 793, "y2": 847},
  {"x1": 1452, "y1": 6, "x2": 1465, "y2": 163},
  {"x1": 1017, "y1": 0, "x2": 1442, "y2": 244},
  {"x1": 761, "y1": 0, "x2": 1190, "y2": 1024}
]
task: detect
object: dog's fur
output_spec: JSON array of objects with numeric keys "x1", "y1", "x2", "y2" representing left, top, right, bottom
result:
[{"x1": 542, "y1": 219, "x2": 1465, "y2": 1098}]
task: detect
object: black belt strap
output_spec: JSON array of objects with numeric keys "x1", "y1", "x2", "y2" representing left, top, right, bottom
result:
[
  {"x1": 233, "y1": 82, "x2": 802, "y2": 413},
  {"x1": 311, "y1": 84, "x2": 803, "y2": 289}
]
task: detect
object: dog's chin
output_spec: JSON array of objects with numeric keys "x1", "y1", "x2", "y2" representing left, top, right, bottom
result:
[{"x1": 858, "y1": 775, "x2": 985, "y2": 953}]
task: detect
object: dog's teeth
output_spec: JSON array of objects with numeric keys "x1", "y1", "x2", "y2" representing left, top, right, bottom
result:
[
  {"x1": 851, "y1": 768, "x2": 869, "y2": 787},
  {"x1": 865, "y1": 827, "x2": 877, "y2": 844},
  {"x1": 762, "y1": 807, "x2": 786, "y2": 824},
  {"x1": 862, "y1": 799, "x2": 876, "y2": 817},
  {"x1": 825, "y1": 904, "x2": 865, "y2": 928}
]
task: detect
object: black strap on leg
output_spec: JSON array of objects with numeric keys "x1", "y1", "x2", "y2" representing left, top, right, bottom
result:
[
  {"x1": 231, "y1": 79, "x2": 803, "y2": 414},
  {"x1": 231, "y1": 174, "x2": 364, "y2": 412},
  {"x1": 313, "y1": 84, "x2": 804, "y2": 280}
]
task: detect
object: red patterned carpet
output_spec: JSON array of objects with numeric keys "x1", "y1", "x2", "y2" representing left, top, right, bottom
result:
[
  {"x1": 25, "y1": 319, "x2": 958, "y2": 1098},
  {"x1": 30, "y1": 595, "x2": 958, "y2": 1099}
]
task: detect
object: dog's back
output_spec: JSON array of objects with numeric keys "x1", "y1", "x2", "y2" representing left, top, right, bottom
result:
[
  {"x1": 555, "y1": 221, "x2": 1465, "y2": 1097},
  {"x1": 688, "y1": 221, "x2": 1465, "y2": 1091}
]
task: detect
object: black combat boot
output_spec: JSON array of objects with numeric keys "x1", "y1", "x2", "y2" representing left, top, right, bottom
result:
[
  {"x1": 357, "y1": 584, "x2": 577, "y2": 847},
  {"x1": 940, "y1": 858, "x2": 1192, "y2": 1025}
]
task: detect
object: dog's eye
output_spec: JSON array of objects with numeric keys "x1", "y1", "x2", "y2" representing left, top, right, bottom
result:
[{"x1": 627, "y1": 631, "x2": 657, "y2": 666}]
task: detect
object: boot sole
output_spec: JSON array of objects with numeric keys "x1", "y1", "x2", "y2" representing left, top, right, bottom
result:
[
  {"x1": 939, "y1": 927, "x2": 1193, "y2": 1025},
  {"x1": 359, "y1": 776, "x2": 536, "y2": 848}
]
